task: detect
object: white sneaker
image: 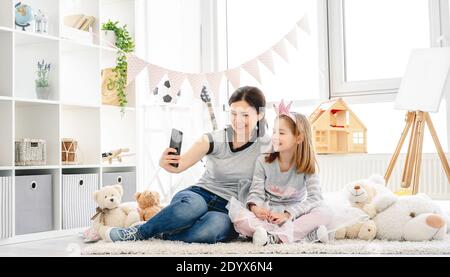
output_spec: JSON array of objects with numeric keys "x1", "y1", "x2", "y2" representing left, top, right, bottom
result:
[
  {"x1": 305, "y1": 225, "x2": 329, "y2": 243},
  {"x1": 253, "y1": 226, "x2": 279, "y2": 246}
]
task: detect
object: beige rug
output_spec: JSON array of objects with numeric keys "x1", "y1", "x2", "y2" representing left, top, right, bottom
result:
[{"x1": 81, "y1": 236, "x2": 450, "y2": 255}]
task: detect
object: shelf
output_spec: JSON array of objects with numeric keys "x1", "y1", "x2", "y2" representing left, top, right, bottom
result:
[
  {"x1": 0, "y1": 167, "x2": 13, "y2": 171},
  {"x1": 14, "y1": 165, "x2": 60, "y2": 171},
  {"x1": 0, "y1": 100, "x2": 12, "y2": 167},
  {"x1": 13, "y1": 0, "x2": 60, "y2": 37},
  {"x1": 14, "y1": 32, "x2": 59, "y2": 101},
  {"x1": 14, "y1": 97, "x2": 59, "y2": 106},
  {"x1": 101, "y1": 107, "x2": 136, "y2": 166},
  {"x1": 61, "y1": 105, "x2": 101, "y2": 165},
  {"x1": 0, "y1": 30, "x2": 13, "y2": 97},
  {"x1": 102, "y1": 164, "x2": 136, "y2": 169},
  {"x1": 61, "y1": 164, "x2": 100, "y2": 169},
  {"x1": 14, "y1": 30, "x2": 60, "y2": 45},
  {"x1": 60, "y1": 40, "x2": 100, "y2": 106}
]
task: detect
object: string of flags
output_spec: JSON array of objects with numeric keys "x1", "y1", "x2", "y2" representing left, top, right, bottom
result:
[{"x1": 126, "y1": 14, "x2": 311, "y2": 101}]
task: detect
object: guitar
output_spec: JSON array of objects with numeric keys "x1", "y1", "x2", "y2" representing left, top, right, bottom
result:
[{"x1": 200, "y1": 86, "x2": 218, "y2": 131}]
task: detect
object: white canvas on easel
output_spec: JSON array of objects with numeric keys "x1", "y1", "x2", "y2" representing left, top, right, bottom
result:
[
  {"x1": 395, "y1": 47, "x2": 450, "y2": 112},
  {"x1": 386, "y1": 47, "x2": 450, "y2": 195}
]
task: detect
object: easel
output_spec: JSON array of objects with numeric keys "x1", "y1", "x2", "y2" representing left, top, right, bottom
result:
[{"x1": 385, "y1": 111, "x2": 450, "y2": 194}]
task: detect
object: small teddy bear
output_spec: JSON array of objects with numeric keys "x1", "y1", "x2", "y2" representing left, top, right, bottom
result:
[
  {"x1": 335, "y1": 175, "x2": 389, "y2": 240},
  {"x1": 91, "y1": 184, "x2": 141, "y2": 240},
  {"x1": 135, "y1": 190, "x2": 163, "y2": 221}
]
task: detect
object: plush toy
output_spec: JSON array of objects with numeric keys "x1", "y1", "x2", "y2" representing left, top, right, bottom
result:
[
  {"x1": 91, "y1": 184, "x2": 141, "y2": 240},
  {"x1": 374, "y1": 193, "x2": 449, "y2": 241},
  {"x1": 334, "y1": 175, "x2": 391, "y2": 240},
  {"x1": 135, "y1": 190, "x2": 163, "y2": 221}
]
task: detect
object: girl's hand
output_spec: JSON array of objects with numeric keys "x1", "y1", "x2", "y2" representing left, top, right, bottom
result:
[
  {"x1": 250, "y1": 205, "x2": 270, "y2": 220},
  {"x1": 159, "y1": 147, "x2": 181, "y2": 173},
  {"x1": 269, "y1": 212, "x2": 291, "y2": 225}
]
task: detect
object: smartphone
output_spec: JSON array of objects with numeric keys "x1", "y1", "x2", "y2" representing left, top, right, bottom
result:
[{"x1": 169, "y1": 128, "x2": 183, "y2": 168}]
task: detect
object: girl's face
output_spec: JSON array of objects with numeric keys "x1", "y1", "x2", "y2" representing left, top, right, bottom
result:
[
  {"x1": 229, "y1": 100, "x2": 262, "y2": 140},
  {"x1": 272, "y1": 117, "x2": 302, "y2": 153}
]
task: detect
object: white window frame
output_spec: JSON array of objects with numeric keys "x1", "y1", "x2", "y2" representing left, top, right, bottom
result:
[{"x1": 328, "y1": 0, "x2": 444, "y2": 101}]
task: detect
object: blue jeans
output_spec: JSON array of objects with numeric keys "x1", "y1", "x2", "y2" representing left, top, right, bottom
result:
[{"x1": 137, "y1": 186, "x2": 239, "y2": 244}]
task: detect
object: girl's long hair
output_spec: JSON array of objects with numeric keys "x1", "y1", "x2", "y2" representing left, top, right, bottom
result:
[{"x1": 265, "y1": 113, "x2": 317, "y2": 174}]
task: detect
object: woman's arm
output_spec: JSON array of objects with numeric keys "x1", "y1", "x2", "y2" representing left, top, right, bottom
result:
[{"x1": 159, "y1": 134, "x2": 210, "y2": 173}]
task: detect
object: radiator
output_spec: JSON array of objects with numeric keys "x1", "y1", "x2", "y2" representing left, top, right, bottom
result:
[
  {"x1": 317, "y1": 153, "x2": 450, "y2": 199},
  {"x1": 0, "y1": 176, "x2": 13, "y2": 239}
]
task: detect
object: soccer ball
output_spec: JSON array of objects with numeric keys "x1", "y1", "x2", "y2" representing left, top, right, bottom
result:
[{"x1": 152, "y1": 80, "x2": 181, "y2": 104}]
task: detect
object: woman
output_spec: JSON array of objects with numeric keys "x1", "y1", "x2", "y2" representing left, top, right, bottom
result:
[{"x1": 106, "y1": 86, "x2": 270, "y2": 243}]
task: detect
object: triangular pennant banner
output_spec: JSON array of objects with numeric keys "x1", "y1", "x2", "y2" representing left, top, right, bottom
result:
[
  {"x1": 126, "y1": 54, "x2": 149, "y2": 85},
  {"x1": 242, "y1": 59, "x2": 262, "y2": 84},
  {"x1": 272, "y1": 40, "x2": 289, "y2": 63},
  {"x1": 167, "y1": 71, "x2": 186, "y2": 98},
  {"x1": 205, "y1": 72, "x2": 223, "y2": 101},
  {"x1": 285, "y1": 27, "x2": 298, "y2": 49},
  {"x1": 147, "y1": 64, "x2": 167, "y2": 92},
  {"x1": 297, "y1": 14, "x2": 311, "y2": 35},
  {"x1": 258, "y1": 50, "x2": 275, "y2": 74},
  {"x1": 186, "y1": 73, "x2": 206, "y2": 99},
  {"x1": 224, "y1": 68, "x2": 241, "y2": 90}
]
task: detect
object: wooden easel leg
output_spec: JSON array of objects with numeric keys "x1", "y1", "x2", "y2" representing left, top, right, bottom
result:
[
  {"x1": 425, "y1": 113, "x2": 450, "y2": 183},
  {"x1": 412, "y1": 112, "x2": 426, "y2": 195},
  {"x1": 402, "y1": 112, "x2": 418, "y2": 188},
  {"x1": 385, "y1": 112, "x2": 414, "y2": 184}
]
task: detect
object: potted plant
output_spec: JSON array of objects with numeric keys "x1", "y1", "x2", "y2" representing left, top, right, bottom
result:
[
  {"x1": 101, "y1": 20, "x2": 135, "y2": 113},
  {"x1": 35, "y1": 59, "x2": 51, "y2": 99}
]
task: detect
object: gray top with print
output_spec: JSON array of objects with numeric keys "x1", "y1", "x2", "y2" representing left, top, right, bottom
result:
[
  {"x1": 195, "y1": 126, "x2": 271, "y2": 202},
  {"x1": 246, "y1": 155, "x2": 323, "y2": 218}
]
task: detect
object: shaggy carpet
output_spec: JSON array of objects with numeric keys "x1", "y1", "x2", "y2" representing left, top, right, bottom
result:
[{"x1": 81, "y1": 236, "x2": 450, "y2": 256}]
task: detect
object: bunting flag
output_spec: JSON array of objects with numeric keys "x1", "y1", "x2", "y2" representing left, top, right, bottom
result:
[
  {"x1": 205, "y1": 72, "x2": 224, "y2": 101},
  {"x1": 242, "y1": 59, "x2": 262, "y2": 84},
  {"x1": 224, "y1": 67, "x2": 241, "y2": 90},
  {"x1": 125, "y1": 14, "x2": 311, "y2": 101},
  {"x1": 147, "y1": 64, "x2": 167, "y2": 92},
  {"x1": 258, "y1": 50, "x2": 275, "y2": 74},
  {"x1": 126, "y1": 55, "x2": 148, "y2": 85},
  {"x1": 186, "y1": 73, "x2": 206, "y2": 99}
]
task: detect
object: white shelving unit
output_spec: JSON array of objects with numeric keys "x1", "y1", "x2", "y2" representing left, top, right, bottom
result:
[{"x1": 0, "y1": 0, "x2": 138, "y2": 245}]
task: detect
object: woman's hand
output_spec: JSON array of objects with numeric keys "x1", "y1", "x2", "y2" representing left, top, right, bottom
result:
[
  {"x1": 269, "y1": 211, "x2": 291, "y2": 225},
  {"x1": 250, "y1": 205, "x2": 270, "y2": 221},
  {"x1": 159, "y1": 147, "x2": 182, "y2": 173}
]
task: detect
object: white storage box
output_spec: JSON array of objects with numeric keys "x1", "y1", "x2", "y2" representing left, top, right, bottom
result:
[{"x1": 15, "y1": 139, "x2": 46, "y2": 166}]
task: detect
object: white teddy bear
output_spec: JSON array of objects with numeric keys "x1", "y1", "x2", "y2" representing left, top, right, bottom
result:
[
  {"x1": 92, "y1": 184, "x2": 141, "y2": 240},
  {"x1": 335, "y1": 175, "x2": 391, "y2": 240},
  {"x1": 374, "y1": 192, "x2": 449, "y2": 241}
]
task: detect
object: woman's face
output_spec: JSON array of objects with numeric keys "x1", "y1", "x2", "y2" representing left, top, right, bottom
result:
[
  {"x1": 229, "y1": 100, "x2": 261, "y2": 141},
  {"x1": 272, "y1": 117, "x2": 300, "y2": 153}
]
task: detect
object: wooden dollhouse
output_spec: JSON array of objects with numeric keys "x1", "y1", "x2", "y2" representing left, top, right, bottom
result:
[{"x1": 309, "y1": 98, "x2": 367, "y2": 154}]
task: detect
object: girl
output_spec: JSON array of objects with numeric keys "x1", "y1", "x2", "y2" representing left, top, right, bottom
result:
[
  {"x1": 229, "y1": 101, "x2": 333, "y2": 246},
  {"x1": 105, "y1": 86, "x2": 271, "y2": 243}
]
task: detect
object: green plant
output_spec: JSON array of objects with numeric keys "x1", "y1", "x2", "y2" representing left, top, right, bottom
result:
[
  {"x1": 101, "y1": 20, "x2": 135, "y2": 113},
  {"x1": 36, "y1": 59, "x2": 51, "y2": 87}
]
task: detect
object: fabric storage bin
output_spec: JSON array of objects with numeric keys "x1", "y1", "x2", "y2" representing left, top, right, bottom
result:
[
  {"x1": 1, "y1": 176, "x2": 13, "y2": 239},
  {"x1": 102, "y1": 171, "x2": 136, "y2": 202},
  {"x1": 62, "y1": 173, "x2": 98, "y2": 229},
  {"x1": 15, "y1": 175, "x2": 53, "y2": 235}
]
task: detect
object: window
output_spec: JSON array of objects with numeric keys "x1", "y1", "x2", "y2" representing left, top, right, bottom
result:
[
  {"x1": 352, "y1": 132, "x2": 364, "y2": 145},
  {"x1": 218, "y1": 0, "x2": 327, "y2": 103},
  {"x1": 329, "y1": 0, "x2": 433, "y2": 97}
]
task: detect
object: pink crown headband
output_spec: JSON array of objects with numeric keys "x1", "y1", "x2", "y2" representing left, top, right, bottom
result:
[{"x1": 273, "y1": 100, "x2": 296, "y2": 123}]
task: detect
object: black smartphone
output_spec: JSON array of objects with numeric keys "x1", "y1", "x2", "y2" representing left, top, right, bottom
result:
[{"x1": 169, "y1": 128, "x2": 183, "y2": 168}]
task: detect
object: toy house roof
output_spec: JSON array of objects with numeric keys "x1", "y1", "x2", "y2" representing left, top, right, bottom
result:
[{"x1": 309, "y1": 98, "x2": 367, "y2": 129}]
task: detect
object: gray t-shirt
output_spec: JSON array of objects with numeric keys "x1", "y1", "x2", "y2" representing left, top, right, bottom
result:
[
  {"x1": 246, "y1": 155, "x2": 323, "y2": 218},
  {"x1": 195, "y1": 126, "x2": 271, "y2": 201}
]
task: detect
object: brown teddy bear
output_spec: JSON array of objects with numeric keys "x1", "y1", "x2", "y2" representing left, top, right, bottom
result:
[{"x1": 135, "y1": 190, "x2": 163, "y2": 221}]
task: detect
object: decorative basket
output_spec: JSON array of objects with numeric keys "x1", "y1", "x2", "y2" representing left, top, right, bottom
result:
[
  {"x1": 15, "y1": 139, "x2": 46, "y2": 166},
  {"x1": 101, "y1": 67, "x2": 120, "y2": 106},
  {"x1": 62, "y1": 138, "x2": 79, "y2": 165}
]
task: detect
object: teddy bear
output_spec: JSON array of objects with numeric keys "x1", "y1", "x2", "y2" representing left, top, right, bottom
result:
[
  {"x1": 373, "y1": 192, "x2": 449, "y2": 241},
  {"x1": 334, "y1": 175, "x2": 391, "y2": 240},
  {"x1": 91, "y1": 184, "x2": 141, "y2": 240},
  {"x1": 135, "y1": 190, "x2": 163, "y2": 221}
]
